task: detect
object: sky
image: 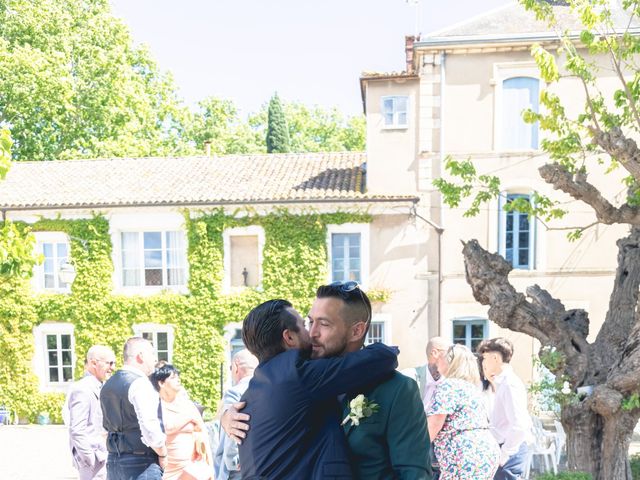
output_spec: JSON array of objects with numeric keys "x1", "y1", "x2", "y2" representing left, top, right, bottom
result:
[{"x1": 110, "y1": 0, "x2": 512, "y2": 117}]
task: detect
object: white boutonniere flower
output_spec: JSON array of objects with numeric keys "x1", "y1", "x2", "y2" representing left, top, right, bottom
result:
[{"x1": 341, "y1": 394, "x2": 379, "y2": 427}]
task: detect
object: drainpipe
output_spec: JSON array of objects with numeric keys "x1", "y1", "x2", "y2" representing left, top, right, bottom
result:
[
  {"x1": 437, "y1": 51, "x2": 446, "y2": 336},
  {"x1": 410, "y1": 205, "x2": 444, "y2": 336}
]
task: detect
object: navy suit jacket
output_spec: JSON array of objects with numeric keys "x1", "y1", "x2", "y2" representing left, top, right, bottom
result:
[{"x1": 238, "y1": 343, "x2": 398, "y2": 480}]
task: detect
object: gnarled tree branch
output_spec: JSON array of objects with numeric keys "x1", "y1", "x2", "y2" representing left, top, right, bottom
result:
[
  {"x1": 590, "y1": 126, "x2": 640, "y2": 184},
  {"x1": 539, "y1": 163, "x2": 640, "y2": 224},
  {"x1": 462, "y1": 239, "x2": 590, "y2": 382}
]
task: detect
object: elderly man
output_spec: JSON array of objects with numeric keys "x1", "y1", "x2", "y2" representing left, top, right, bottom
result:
[
  {"x1": 402, "y1": 336, "x2": 451, "y2": 410},
  {"x1": 100, "y1": 337, "x2": 167, "y2": 480},
  {"x1": 214, "y1": 349, "x2": 259, "y2": 480},
  {"x1": 67, "y1": 345, "x2": 116, "y2": 480}
]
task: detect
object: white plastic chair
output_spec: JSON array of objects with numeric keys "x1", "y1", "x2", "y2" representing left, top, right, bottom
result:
[
  {"x1": 553, "y1": 420, "x2": 566, "y2": 468},
  {"x1": 527, "y1": 416, "x2": 558, "y2": 476}
]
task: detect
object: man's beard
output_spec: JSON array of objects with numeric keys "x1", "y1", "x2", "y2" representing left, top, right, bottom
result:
[
  {"x1": 428, "y1": 363, "x2": 441, "y2": 381},
  {"x1": 311, "y1": 336, "x2": 348, "y2": 359}
]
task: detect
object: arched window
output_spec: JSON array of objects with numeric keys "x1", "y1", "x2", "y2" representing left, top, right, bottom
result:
[{"x1": 502, "y1": 77, "x2": 539, "y2": 150}]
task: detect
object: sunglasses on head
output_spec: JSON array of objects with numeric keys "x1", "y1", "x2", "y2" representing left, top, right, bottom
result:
[{"x1": 329, "y1": 281, "x2": 371, "y2": 323}]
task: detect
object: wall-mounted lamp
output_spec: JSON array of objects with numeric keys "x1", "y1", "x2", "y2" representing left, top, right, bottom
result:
[{"x1": 58, "y1": 261, "x2": 77, "y2": 285}]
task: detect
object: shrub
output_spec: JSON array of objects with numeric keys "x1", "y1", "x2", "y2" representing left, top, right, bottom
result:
[{"x1": 535, "y1": 473, "x2": 592, "y2": 480}]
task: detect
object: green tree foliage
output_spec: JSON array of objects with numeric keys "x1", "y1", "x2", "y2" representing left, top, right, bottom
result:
[
  {"x1": 0, "y1": 0, "x2": 192, "y2": 161},
  {"x1": 266, "y1": 93, "x2": 291, "y2": 153},
  {"x1": 0, "y1": 129, "x2": 38, "y2": 279},
  {"x1": 188, "y1": 97, "x2": 264, "y2": 155},
  {"x1": 250, "y1": 100, "x2": 366, "y2": 153}
]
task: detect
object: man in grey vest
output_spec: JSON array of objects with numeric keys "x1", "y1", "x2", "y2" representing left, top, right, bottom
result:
[{"x1": 100, "y1": 337, "x2": 167, "y2": 480}]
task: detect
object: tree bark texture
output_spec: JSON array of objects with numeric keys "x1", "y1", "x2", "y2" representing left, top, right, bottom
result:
[{"x1": 462, "y1": 228, "x2": 640, "y2": 479}]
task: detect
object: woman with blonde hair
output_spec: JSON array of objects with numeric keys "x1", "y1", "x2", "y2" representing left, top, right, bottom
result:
[
  {"x1": 426, "y1": 344, "x2": 500, "y2": 479},
  {"x1": 150, "y1": 363, "x2": 213, "y2": 480}
]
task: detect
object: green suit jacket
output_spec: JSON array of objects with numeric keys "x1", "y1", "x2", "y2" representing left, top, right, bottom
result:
[{"x1": 342, "y1": 371, "x2": 433, "y2": 480}]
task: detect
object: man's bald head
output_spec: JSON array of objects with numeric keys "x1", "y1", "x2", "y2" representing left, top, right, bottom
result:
[
  {"x1": 123, "y1": 337, "x2": 156, "y2": 375},
  {"x1": 426, "y1": 336, "x2": 451, "y2": 367},
  {"x1": 426, "y1": 337, "x2": 451, "y2": 356},
  {"x1": 85, "y1": 345, "x2": 116, "y2": 383},
  {"x1": 231, "y1": 349, "x2": 258, "y2": 384}
]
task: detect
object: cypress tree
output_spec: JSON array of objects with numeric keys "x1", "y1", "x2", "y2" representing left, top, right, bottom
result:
[{"x1": 266, "y1": 93, "x2": 291, "y2": 153}]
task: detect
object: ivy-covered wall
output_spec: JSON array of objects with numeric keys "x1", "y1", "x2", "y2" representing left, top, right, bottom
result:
[{"x1": 0, "y1": 208, "x2": 371, "y2": 422}]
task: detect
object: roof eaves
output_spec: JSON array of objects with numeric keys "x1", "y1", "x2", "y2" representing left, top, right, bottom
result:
[
  {"x1": 0, "y1": 196, "x2": 420, "y2": 212},
  {"x1": 416, "y1": 28, "x2": 640, "y2": 49}
]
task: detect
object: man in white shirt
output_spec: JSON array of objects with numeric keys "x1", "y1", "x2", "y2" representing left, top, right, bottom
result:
[
  {"x1": 214, "y1": 349, "x2": 259, "y2": 480},
  {"x1": 478, "y1": 338, "x2": 533, "y2": 480},
  {"x1": 100, "y1": 337, "x2": 167, "y2": 480}
]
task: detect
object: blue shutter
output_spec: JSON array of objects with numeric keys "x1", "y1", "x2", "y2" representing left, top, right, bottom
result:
[{"x1": 503, "y1": 77, "x2": 539, "y2": 150}]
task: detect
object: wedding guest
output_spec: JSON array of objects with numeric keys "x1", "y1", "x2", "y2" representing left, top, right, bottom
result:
[
  {"x1": 213, "y1": 349, "x2": 258, "y2": 480},
  {"x1": 401, "y1": 337, "x2": 451, "y2": 409},
  {"x1": 477, "y1": 338, "x2": 533, "y2": 480},
  {"x1": 401, "y1": 336, "x2": 451, "y2": 480},
  {"x1": 67, "y1": 345, "x2": 115, "y2": 480},
  {"x1": 427, "y1": 344, "x2": 500, "y2": 479},
  {"x1": 100, "y1": 337, "x2": 167, "y2": 480},
  {"x1": 150, "y1": 362, "x2": 213, "y2": 480},
  {"x1": 235, "y1": 298, "x2": 400, "y2": 479},
  {"x1": 476, "y1": 352, "x2": 496, "y2": 417}
]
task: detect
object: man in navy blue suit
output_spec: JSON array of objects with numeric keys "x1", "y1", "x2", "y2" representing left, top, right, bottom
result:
[{"x1": 237, "y1": 298, "x2": 398, "y2": 480}]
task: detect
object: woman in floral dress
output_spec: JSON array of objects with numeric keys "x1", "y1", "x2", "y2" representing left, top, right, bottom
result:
[{"x1": 426, "y1": 344, "x2": 500, "y2": 479}]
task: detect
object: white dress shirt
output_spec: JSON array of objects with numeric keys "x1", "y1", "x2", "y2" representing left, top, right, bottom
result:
[
  {"x1": 121, "y1": 365, "x2": 166, "y2": 449},
  {"x1": 422, "y1": 366, "x2": 443, "y2": 412},
  {"x1": 489, "y1": 365, "x2": 533, "y2": 464}
]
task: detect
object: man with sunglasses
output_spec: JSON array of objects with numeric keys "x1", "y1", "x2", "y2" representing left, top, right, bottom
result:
[
  {"x1": 224, "y1": 282, "x2": 432, "y2": 479},
  {"x1": 66, "y1": 345, "x2": 116, "y2": 480}
]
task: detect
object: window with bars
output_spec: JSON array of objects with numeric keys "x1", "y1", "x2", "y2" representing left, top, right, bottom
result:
[
  {"x1": 381, "y1": 96, "x2": 408, "y2": 128},
  {"x1": 331, "y1": 233, "x2": 361, "y2": 283},
  {"x1": 452, "y1": 318, "x2": 488, "y2": 352},
  {"x1": 121, "y1": 231, "x2": 187, "y2": 288},
  {"x1": 45, "y1": 333, "x2": 74, "y2": 384},
  {"x1": 365, "y1": 321, "x2": 386, "y2": 345}
]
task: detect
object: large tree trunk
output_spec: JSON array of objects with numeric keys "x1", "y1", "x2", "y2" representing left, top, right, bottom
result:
[{"x1": 461, "y1": 226, "x2": 640, "y2": 479}]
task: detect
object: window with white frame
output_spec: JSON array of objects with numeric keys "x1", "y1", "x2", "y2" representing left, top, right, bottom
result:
[
  {"x1": 327, "y1": 224, "x2": 369, "y2": 286},
  {"x1": 365, "y1": 314, "x2": 391, "y2": 345},
  {"x1": 381, "y1": 95, "x2": 409, "y2": 128},
  {"x1": 33, "y1": 232, "x2": 71, "y2": 292},
  {"x1": 499, "y1": 193, "x2": 535, "y2": 270},
  {"x1": 223, "y1": 226, "x2": 265, "y2": 292},
  {"x1": 33, "y1": 323, "x2": 75, "y2": 391},
  {"x1": 501, "y1": 77, "x2": 539, "y2": 150},
  {"x1": 133, "y1": 324, "x2": 174, "y2": 363},
  {"x1": 120, "y1": 231, "x2": 187, "y2": 288},
  {"x1": 452, "y1": 317, "x2": 488, "y2": 352}
]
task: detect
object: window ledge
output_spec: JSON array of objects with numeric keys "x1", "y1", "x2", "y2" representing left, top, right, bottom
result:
[
  {"x1": 115, "y1": 286, "x2": 190, "y2": 296},
  {"x1": 381, "y1": 125, "x2": 409, "y2": 131}
]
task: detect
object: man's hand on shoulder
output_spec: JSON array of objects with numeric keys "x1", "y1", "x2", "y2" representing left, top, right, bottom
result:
[{"x1": 221, "y1": 401, "x2": 250, "y2": 444}]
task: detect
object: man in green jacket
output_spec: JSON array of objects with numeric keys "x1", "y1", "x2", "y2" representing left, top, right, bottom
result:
[
  {"x1": 222, "y1": 281, "x2": 432, "y2": 479},
  {"x1": 307, "y1": 282, "x2": 432, "y2": 480}
]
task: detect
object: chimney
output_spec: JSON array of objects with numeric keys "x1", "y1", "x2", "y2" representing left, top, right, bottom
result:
[
  {"x1": 405, "y1": 35, "x2": 418, "y2": 74},
  {"x1": 204, "y1": 140, "x2": 212, "y2": 157}
]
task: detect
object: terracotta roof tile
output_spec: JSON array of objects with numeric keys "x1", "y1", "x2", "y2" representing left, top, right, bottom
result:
[{"x1": 0, "y1": 152, "x2": 414, "y2": 209}]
